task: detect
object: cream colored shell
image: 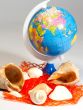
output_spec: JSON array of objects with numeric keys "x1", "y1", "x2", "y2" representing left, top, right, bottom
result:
[
  {"x1": 29, "y1": 83, "x2": 52, "y2": 95},
  {"x1": 0, "y1": 63, "x2": 24, "y2": 92},
  {"x1": 48, "y1": 62, "x2": 80, "y2": 85},
  {"x1": 27, "y1": 67, "x2": 43, "y2": 78},
  {"x1": 29, "y1": 90, "x2": 47, "y2": 105},
  {"x1": 49, "y1": 85, "x2": 72, "y2": 101},
  {"x1": 28, "y1": 83, "x2": 52, "y2": 105}
]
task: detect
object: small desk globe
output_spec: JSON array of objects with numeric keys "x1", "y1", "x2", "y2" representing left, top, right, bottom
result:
[{"x1": 28, "y1": 6, "x2": 77, "y2": 56}]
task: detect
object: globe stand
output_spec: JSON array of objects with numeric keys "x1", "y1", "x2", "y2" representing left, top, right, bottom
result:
[{"x1": 23, "y1": 0, "x2": 65, "y2": 72}]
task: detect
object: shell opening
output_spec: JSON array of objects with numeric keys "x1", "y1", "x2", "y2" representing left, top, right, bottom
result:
[
  {"x1": 5, "y1": 65, "x2": 22, "y2": 84},
  {"x1": 56, "y1": 71, "x2": 77, "y2": 83}
]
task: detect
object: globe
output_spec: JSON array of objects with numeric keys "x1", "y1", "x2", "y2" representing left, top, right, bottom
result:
[{"x1": 28, "y1": 6, "x2": 77, "y2": 56}]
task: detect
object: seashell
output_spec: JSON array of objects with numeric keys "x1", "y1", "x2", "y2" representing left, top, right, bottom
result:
[
  {"x1": 29, "y1": 83, "x2": 52, "y2": 95},
  {"x1": 0, "y1": 91, "x2": 4, "y2": 99},
  {"x1": 27, "y1": 67, "x2": 43, "y2": 78},
  {"x1": 28, "y1": 83, "x2": 52, "y2": 104},
  {"x1": 10, "y1": 91, "x2": 22, "y2": 98},
  {"x1": 49, "y1": 85, "x2": 72, "y2": 101},
  {"x1": 0, "y1": 63, "x2": 24, "y2": 92},
  {"x1": 29, "y1": 90, "x2": 47, "y2": 105},
  {"x1": 48, "y1": 62, "x2": 80, "y2": 85},
  {"x1": 23, "y1": 72, "x2": 30, "y2": 80}
]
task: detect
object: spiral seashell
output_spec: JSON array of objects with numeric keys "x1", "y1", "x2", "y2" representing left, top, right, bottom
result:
[{"x1": 29, "y1": 90, "x2": 47, "y2": 105}]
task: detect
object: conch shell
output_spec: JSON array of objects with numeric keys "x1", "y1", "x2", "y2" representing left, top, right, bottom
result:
[
  {"x1": 48, "y1": 62, "x2": 80, "y2": 85},
  {"x1": 28, "y1": 83, "x2": 52, "y2": 105},
  {"x1": 0, "y1": 63, "x2": 24, "y2": 92},
  {"x1": 29, "y1": 90, "x2": 47, "y2": 105}
]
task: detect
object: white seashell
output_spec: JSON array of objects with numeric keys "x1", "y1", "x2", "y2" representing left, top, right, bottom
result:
[
  {"x1": 29, "y1": 90, "x2": 47, "y2": 105},
  {"x1": 48, "y1": 62, "x2": 80, "y2": 85},
  {"x1": 10, "y1": 91, "x2": 22, "y2": 98},
  {"x1": 0, "y1": 91, "x2": 4, "y2": 99},
  {"x1": 27, "y1": 67, "x2": 43, "y2": 78},
  {"x1": 29, "y1": 83, "x2": 52, "y2": 95},
  {"x1": 28, "y1": 83, "x2": 52, "y2": 104},
  {"x1": 23, "y1": 72, "x2": 30, "y2": 80},
  {"x1": 49, "y1": 86, "x2": 72, "y2": 101}
]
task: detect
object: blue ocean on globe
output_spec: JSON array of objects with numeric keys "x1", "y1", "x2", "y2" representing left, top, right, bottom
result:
[{"x1": 29, "y1": 6, "x2": 77, "y2": 56}]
